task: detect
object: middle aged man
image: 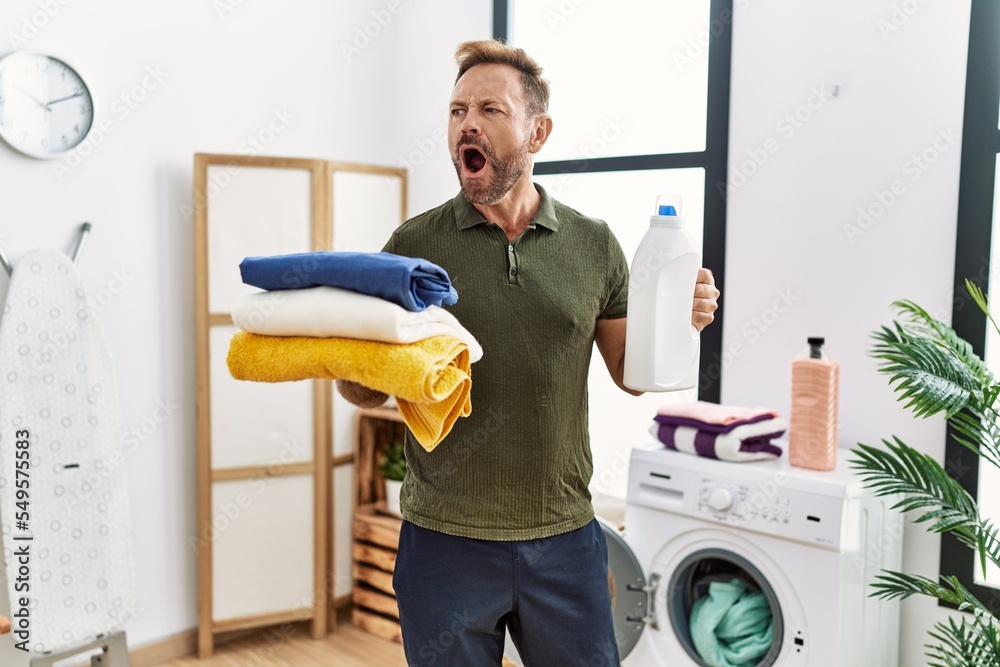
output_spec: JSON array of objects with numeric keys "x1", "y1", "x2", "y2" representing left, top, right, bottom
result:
[{"x1": 338, "y1": 39, "x2": 720, "y2": 667}]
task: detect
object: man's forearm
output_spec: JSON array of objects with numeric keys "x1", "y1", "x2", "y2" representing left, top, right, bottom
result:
[
  {"x1": 336, "y1": 380, "x2": 390, "y2": 408},
  {"x1": 595, "y1": 317, "x2": 643, "y2": 396}
]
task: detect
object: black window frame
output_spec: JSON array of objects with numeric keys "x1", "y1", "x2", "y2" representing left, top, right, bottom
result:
[
  {"x1": 945, "y1": 0, "x2": 1000, "y2": 612},
  {"x1": 494, "y1": 0, "x2": 732, "y2": 402}
]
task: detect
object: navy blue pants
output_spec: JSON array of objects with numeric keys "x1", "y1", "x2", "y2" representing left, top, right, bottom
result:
[{"x1": 392, "y1": 518, "x2": 620, "y2": 667}]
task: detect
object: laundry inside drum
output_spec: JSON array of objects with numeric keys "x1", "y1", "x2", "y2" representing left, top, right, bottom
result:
[{"x1": 667, "y1": 549, "x2": 784, "y2": 667}]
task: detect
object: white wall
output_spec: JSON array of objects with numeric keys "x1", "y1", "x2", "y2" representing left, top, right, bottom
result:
[
  {"x1": 722, "y1": 1, "x2": 971, "y2": 665},
  {"x1": 0, "y1": 0, "x2": 488, "y2": 661},
  {"x1": 394, "y1": 6, "x2": 496, "y2": 217},
  {"x1": 0, "y1": 0, "x2": 976, "y2": 664}
]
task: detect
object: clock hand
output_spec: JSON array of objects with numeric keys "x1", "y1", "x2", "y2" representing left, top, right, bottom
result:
[
  {"x1": 16, "y1": 86, "x2": 47, "y2": 108},
  {"x1": 43, "y1": 91, "x2": 84, "y2": 107}
]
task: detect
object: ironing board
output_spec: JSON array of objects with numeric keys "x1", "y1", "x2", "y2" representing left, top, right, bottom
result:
[{"x1": 0, "y1": 225, "x2": 135, "y2": 661}]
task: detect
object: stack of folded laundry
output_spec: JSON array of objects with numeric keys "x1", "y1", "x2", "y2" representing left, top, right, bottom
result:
[
  {"x1": 225, "y1": 251, "x2": 481, "y2": 452},
  {"x1": 650, "y1": 401, "x2": 787, "y2": 462}
]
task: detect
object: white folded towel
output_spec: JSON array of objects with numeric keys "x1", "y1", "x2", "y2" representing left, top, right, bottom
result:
[{"x1": 231, "y1": 286, "x2": 483, "y2": 362}]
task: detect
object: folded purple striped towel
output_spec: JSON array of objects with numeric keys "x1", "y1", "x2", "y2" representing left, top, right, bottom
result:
[{"x1": 649, "y1": 417, "x2": 787, "y2": 462}]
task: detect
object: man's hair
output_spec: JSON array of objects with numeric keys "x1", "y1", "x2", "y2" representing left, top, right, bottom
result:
[{"x1": 454, "y1": 39, "x2": 550, "y2": 118}]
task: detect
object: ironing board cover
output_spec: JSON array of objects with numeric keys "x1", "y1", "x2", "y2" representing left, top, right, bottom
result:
[{"x1": 0, "y1": 248, "x2": 135, "y2": 653}]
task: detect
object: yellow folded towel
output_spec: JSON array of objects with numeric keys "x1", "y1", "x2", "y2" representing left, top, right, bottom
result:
[{"x1": 226, "y1": 331, "x2": 471, "y2": 451}]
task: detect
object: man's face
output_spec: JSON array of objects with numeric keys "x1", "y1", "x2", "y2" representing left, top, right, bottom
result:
[{"x1": 449, "y1": 63, "x2": 534, "y2": 205}]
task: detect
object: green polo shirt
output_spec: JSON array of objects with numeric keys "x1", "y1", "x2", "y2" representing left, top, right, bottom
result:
[{"x1": 382, "y1": 183, "x2": 629, "y2": 540}]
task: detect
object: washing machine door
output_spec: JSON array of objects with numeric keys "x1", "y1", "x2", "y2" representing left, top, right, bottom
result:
[
  {"x1": 603, "y1": 521, "x2": 787, "y2": 667},
  {"x1": 664, "y1": 547, "x2": 785, "y2": 667},
  {"x1": 598, "y1": 516, "x2": 653, "y2": 661}
]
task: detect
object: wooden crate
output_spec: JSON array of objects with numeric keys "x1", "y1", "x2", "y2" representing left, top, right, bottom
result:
[
  {"x1": 353, "y1": 407, "x2": 407, "y2": 509},
  {"x1": 351, "y1": 408, "x2": 406, "y2": 642},
  {"x1": 352, "y1": 504, "x2": 403, "y2": 643}
]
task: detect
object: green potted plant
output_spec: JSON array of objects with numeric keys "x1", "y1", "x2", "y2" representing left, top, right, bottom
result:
[
  {"x1": 379, "y1": 440, "x2": 406, "y2": 517},
  {"x1": 851, "y1": 280, "x2": 1000, "y2": 665}
]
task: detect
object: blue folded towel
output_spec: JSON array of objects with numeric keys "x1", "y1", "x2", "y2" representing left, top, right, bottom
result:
[
  {"x1": 690, "y1": 578, "x2": 774, "y2": 667},
  {"x1": 239, "y1": 251, "x2": 459, "y2": 312}
]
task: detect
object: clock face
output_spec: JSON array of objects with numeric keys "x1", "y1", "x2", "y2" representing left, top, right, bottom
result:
[{"x1": 0, "y1": 51, "x2": 94, "y2": 159}]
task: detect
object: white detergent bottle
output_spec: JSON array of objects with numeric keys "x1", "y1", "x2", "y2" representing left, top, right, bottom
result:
[{"x1": 623, "y1": 195, "x2": 702, "y2": 392}]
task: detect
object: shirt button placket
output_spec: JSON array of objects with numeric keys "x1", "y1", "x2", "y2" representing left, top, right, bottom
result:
[{"x1": 507, "y1": 242, "x2": 518, "y2": 284}]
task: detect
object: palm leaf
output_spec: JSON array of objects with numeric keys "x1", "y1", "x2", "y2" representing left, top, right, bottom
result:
[
  {"x1": 890, "y1": 297, "x2": 994, "y2": 385},
  {"x1": 926, "y1": 614, "x2": 1000, "y2": 667},
  {"x1": 873, "y1": 297, "x2": 1000, "y2": 465},
  {"x1": 868, "y1": 570, "x2": 960, "y2": 603},
  {"x1": 871, "y1": 325, "x2": 981, "y2": 419},
  {"x1": 868, "y1": 572, "x2": 993, "y2": 622},
  {"x1": 967, "y1": 279, "x2": 1000, "y2": 342},
  {"x1": 949, "y1": 410, "x2": 1000, "y2": 470},
  {"x1": 859, "y1": 285, "x2": 1000, "y2": 666},
  {"x1": 850, "y1": 440, "x2": 1000, "y2": 574}
]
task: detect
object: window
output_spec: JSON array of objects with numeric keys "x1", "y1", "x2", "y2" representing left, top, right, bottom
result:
[
  {"x1": 494, "y1": 0, "x2": 732, "y2": 496},
  {"x1": 943, "y1": 0, "x2": 1000, "y2": 608},
  {"x1": 494, "y1": 0, "x2": 731, "y2": 404}
]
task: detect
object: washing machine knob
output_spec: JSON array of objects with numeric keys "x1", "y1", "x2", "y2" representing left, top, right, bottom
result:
[{"x1": 708, "y1": 488, "x2": 734, "y2": 512}]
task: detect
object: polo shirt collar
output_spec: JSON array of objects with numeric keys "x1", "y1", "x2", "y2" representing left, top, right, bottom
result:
[{"x1": 452, "y1": 183, "x2": 560, "y2": 231}]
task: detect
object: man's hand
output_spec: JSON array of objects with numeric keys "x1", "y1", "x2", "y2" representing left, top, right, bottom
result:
[
  {"x1": 336, "y1": 380, "x2": 389, "y2": 409},
  {"x1": 692, "y1": 267, "x2": 720, "y2": 332}
]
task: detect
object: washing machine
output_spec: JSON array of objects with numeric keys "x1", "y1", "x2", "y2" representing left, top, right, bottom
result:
[{"x1": 601, "y1": 442, "x2": 903, "y2": 666}]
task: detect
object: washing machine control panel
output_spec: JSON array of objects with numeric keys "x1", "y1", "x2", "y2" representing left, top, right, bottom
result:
[
  {"x1": 626, "y1": 447, "x2": 852, "y2": 548},
  {"x1": 697, "y1": 481, "x2": 791, "y2": 524},
  {"x1": 626, "y1": 452, "x2": 857, "y2": 549},
  {"x1": 691, "y1": 476, "x2": 846, "y2": 547}
]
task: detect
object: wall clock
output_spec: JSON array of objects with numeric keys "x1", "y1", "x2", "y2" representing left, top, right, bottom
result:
[{"x1": 0, "y1": 51, "x2": 94, "y2": 159}]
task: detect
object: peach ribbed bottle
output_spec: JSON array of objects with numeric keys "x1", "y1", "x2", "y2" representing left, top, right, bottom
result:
[{"x1": 789, "y1": 337, "x2": 840, "y2": 471}]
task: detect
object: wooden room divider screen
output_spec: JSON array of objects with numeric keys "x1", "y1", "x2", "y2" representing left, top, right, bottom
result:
[{"x1": 193, "y1": 153, "x2": 406, "y2": 657}]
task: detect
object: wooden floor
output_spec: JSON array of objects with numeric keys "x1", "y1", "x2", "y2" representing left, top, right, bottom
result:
[{"x1": 156, "y1": 622, "x2": 408, "y2": 667}]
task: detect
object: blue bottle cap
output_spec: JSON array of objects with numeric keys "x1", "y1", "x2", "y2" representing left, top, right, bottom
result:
[{"x1": 655, "y1": 195, "x2": 683, "y2": 218}]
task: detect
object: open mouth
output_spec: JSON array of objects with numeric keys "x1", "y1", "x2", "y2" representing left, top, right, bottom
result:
[{"x1": 462, "y1": 147, "x2": 487, "y2": 174}]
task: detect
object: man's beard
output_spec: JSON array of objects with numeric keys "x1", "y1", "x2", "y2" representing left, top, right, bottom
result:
[{"x1": 452, "y1": 136, "x2": 530, "y2": 205}]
